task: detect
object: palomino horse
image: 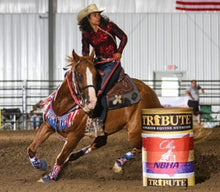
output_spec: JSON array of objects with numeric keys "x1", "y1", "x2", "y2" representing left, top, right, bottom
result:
[{"x1": 27, "y1": 49, "x2": 162, "y2": 182}]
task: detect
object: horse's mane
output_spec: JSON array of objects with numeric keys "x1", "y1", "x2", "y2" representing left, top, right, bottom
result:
[
  {"x1": 66, "y1": 55, "x2": 94, "y2": 67},
  {"x1": 65, "y1": 49, "x2": 95, "y2": 70},
  {"x1": 66, "y1": 56, "x2": 74, "y2": 65},
  {"x1": 63, "y1": 56, "x2": 74, "y2": 71}
]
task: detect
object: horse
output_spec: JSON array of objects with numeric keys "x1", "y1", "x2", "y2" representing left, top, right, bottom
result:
[{"x1": 27, "y1": 49, "x2": 163, "y2": 182}]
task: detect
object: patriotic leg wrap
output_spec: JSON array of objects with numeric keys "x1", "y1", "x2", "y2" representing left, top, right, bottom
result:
[
  {"x1": 29, "y1": 156, "x2": 47, "y2": 171},
  {"x1": 115, "y1": 151, "x2": 134, "y2": 167},
  {"x1": 41, "y1": 164, "x2": 61, "y2": 182}
]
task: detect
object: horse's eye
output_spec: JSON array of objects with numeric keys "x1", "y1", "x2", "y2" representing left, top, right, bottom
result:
[{"x1": 76, "y1": 73, "x2": 83, "y2": 81}]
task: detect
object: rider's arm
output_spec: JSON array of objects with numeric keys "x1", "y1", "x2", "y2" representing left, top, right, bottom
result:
[{"x1": 110, "y1": 22, "x2": 127, "y2": 55}]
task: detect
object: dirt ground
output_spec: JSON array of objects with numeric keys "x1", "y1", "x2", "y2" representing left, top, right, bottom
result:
[{"x1": 0, "y1": 127, "x2": 219, "y2": 192}]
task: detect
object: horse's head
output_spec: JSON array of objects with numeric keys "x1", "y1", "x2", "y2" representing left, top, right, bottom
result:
[{"x1": 67, "y1": 49, "x2": 98, "y2": 114}]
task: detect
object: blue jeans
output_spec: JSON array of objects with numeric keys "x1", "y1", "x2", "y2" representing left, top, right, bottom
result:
[
  {"x1": 30, "y1": 115, "x2": 43, "y2": 128},
  {"x1": 95, "y1": 60, "x2": 121, "y2": 122}
]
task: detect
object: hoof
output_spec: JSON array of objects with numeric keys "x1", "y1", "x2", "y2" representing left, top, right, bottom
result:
[
  {"x1": 38, "y1": 159, "x2": 47, "y2": 171},
  {"x1": 113, "y1": 162, "x2": 123, "y2": 173},
  {"x1": 37, "y1": 175, "x2": 51, "y2": 183},
  {"x1": 30, "y1": 156, "x2": 47, "y2": 171}
]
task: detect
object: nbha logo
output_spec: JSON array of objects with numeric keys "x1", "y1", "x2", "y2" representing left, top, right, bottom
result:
[
  {"x1": 154, "y1": 162, "x2": 179, "y2": 169},
  {"x1": 142, "y1": 114, "x2": 192, "y2": 126}
]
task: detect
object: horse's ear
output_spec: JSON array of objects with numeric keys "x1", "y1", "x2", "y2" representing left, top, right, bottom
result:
[{"x1": 72, "y1": 49, "x2": 80, "y2": 62}]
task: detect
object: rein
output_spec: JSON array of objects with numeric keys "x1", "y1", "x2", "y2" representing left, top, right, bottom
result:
[
  {"x1": 95, "y1": 58, "x2": 120, "y2": 96},
  {"x1": 66, "y1": 71, "x2": 81, "y2": 107},
  {"x1": 95, "y1": 57, "x2": 117, "y2": 65}
]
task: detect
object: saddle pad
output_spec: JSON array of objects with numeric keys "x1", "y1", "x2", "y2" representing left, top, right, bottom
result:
[{"x1": 106, "y1": 74, "x2": 140, "y2": 110}]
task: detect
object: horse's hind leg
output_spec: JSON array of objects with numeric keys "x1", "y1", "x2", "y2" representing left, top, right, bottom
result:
[
  {"x1": 113, "y1": 112, "x2": 142, "y2": 173},
  {"x1": 27, "y1": 122, "x2": 54, "y2": 170},
  {"x1": 112, "y1": 147, "x2": 142, "y2": 173},
  {"x1": 68, "y1": 133, "x2": 108, "y2": 162}
]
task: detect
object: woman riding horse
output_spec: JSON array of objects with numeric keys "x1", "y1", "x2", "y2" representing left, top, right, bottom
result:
[
  {"x1": 78, "y1": 4, "x2": 127, "y2": 137},
  {"x1": 27, "y1": 49, "x2": 162, "y2": 182}
]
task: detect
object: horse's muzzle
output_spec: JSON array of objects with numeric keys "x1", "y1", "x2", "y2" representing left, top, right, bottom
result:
[{"x1": 82, "y1": 97, "x2": 97, "y2": 113}]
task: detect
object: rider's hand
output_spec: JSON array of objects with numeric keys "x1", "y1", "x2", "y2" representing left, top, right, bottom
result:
[{"x1": 113, "y1": 53, "x2": 122, "y2": 60}]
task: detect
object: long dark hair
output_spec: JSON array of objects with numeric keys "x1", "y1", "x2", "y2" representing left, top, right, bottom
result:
[{"x1": 78, "y1": 14, "x2": 110, "y2": 33}]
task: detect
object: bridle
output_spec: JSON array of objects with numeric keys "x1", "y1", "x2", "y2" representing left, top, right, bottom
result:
[
  {"x1": 66, "y1": 57, "x2": 119, "y2": 108},
  {"x1": 66, "y1": 60, "x2": 96, "y2": 108}
]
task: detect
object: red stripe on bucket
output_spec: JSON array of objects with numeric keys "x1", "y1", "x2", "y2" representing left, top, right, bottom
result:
[{"x1": 142, "y1": 134, "x2": 193, "y2": 152}]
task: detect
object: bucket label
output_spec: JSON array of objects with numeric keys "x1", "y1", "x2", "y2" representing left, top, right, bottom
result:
[
  {"x1": 142, "y1": 132, "x2": 194, "y2": 187},
  {"x1": 142, "y1": 134, "x2": 194, "y2": 176},
  {"x1": 142, "y1": 113, "x2": 192, "y2": 131}
]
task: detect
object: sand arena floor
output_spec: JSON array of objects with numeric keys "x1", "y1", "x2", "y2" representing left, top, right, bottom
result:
[{"x1": 0, "y1": 127, "x2": 219, "y2": 192}]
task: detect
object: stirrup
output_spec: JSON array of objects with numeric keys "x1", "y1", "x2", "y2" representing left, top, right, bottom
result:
[{"x1": 85, "y1": 118, "x2": 105, "y2": 137}]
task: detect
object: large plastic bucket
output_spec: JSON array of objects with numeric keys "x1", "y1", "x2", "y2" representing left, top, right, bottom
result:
[{"x1": 142, "y1": 108, "x2": 194, "y2": 187}]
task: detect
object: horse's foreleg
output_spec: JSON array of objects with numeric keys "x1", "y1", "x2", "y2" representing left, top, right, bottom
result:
[
  {"x1": 27, "y1": 122, "x2": 54, "y2": 170},
  {"x1": 68, "y1": 133, "x2": 108, "y2": 162},
  {"x1": 40, "y1": 132, "x2": 84, "y2": 182}
]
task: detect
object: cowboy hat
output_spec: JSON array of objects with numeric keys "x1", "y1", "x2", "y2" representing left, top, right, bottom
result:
[{"x1": 77, "y1": 4, "x2": 104, "y2": 23}]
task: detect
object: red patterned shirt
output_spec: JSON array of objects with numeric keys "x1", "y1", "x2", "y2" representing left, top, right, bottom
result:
[{"x1": 82, "y1": 22, "x2": 127, "y2": 58}]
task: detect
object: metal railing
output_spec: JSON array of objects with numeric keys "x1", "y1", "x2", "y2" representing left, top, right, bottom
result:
[
  {"x1": 0, "y1": 80, "x2": 61, "y2": 130},
  {"x1": 0, "y1": 79, "x2": 219, "y2": 130}
]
